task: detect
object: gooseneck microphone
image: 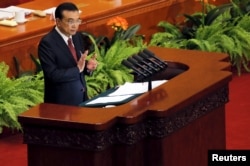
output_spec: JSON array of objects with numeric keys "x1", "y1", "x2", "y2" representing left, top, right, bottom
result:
[
  {"x1": 127, "y1": 57, "x2": 153, "y2": 76},
  {"x1": 142, "y1": 49, "x2": 168, "y2": 68},
  {"x1": 132, "y1": 54, "x2": 159, "y2": 72},
  {"x1": 122, "y1": 60, "x2": 148, "y2": 78},
  {"x1": 138, "y1": 52, "x2": 163, "y2": 70},
  {"x1": 122, "y1": 49, "x2": 168, "y2": 83}
]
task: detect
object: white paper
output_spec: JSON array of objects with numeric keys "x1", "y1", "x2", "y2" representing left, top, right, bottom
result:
[
  {"x1": 85, "y1": 95, "x2": 133, "y2": 105},
  {"x1": 0, "y1": 10, "x2": 14, "y2": 19},
  {"x1": 1, "y1": 6, "x2": 34, "y2": 15},
  {"x1": 108, "y1": 80, "x2": 167, "y2": 97}
]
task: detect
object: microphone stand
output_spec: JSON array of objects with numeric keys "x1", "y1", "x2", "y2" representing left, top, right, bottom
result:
[{"x1": 148, "y1": 78, "x2": 152, "y2": 91}]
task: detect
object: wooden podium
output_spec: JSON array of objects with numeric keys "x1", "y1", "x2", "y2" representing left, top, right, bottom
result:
[{"x1": 18, "y1": 47, "x2": 232, "y2": 166}]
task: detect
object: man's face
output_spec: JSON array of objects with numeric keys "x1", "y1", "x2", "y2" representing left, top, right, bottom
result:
[{"x1": 56, "y1": 10, "x2": 81, "y2": 37}]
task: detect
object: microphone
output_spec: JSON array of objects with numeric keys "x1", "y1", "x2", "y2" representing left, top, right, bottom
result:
[
  {"x1": 132, "y1": 54, "x2": 159, "y2": 72},
  {"x1": 127, "y1": 57, "x2": 153, "y2": 76},
  {"x1": 129, "y1": 56, "x2": 154, "y2": 91},
  {"x1": 148, "y1": 78, "x2": 152, "y2": 91},
  {"x1": 122, "y1": 60, "x2": 148, "y2": 78},
  {"x1": 142, "y1": 49, "x2": 168, "y2": 68},
  {"x1": 138, "y1": 52, "x2": 163, "y2": 70}
]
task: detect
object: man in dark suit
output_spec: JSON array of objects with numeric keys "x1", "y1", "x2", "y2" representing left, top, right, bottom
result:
[{"x1": 38, "y1": 2, "x2": 97, "y2": 106}]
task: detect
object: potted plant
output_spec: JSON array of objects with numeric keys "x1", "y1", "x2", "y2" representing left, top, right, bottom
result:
[
  {"x1": 82, "y1": 16, "x2": 147, "y2": 98},
  {"x1": 0, "y1": 62, "x2": 44, "y2": 135},
  {"x1": 149, "y1": 0, "x2": 250, "y2": 75}
]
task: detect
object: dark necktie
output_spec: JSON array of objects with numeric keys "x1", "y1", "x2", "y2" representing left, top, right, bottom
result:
[{"x1": 67, "y1": 38, "x2": 77, "y2": 62}]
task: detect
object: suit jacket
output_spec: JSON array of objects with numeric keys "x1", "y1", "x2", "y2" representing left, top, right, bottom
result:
[{"x1": 38, "y1": 27, "x2": 90, "y2": 106}]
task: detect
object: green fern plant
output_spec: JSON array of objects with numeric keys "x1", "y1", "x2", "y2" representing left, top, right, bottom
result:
[
  {"x1": 0, "y1": 62, "x2": 44, "y2": 134},
  {"x1": 81, "y1": 16, "x2": 147, "y2": 98},
  {"x1": 149, "y1": 0, "x2": 250, "y2": 75},
  {"x1": 230, "y1": 0, "x2": 250, "y2": 16},
  {"x1": 84, "y1": 34, "x2": 146, "y2": 98}
]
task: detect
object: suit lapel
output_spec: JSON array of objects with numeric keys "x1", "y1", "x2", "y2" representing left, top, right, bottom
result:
[{"x1": 52, "y1": 29, "x2": 77, "y2": 64}]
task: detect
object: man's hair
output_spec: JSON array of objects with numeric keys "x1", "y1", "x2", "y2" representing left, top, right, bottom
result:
[{"x1": 55, "y1": 2, "x2": 79, "y2": 19}]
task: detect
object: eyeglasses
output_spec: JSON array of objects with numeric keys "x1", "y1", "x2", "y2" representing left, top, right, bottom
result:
[{"x1": 62, "y1": 19, "x2": 82, "y2": 26}]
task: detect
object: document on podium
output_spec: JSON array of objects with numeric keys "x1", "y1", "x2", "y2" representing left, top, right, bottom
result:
[
  {"x1": 84, "y1": 80, "x2": 167, "y2": 106},
  {"x1": 108, "y1": 80, "x2": 167, "y2": 97},
  {"x1": 85, "y1": 94, "x2": 134, "y2": 105}
]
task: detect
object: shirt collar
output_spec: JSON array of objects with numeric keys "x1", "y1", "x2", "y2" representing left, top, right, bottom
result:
[{"x1": 55, "y1": 26, "x2": 72, "y2": 44}]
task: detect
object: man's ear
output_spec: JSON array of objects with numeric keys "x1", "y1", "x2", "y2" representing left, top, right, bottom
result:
[{"x1": 55, "y1": 18, "x2": 60, "y2": 26}]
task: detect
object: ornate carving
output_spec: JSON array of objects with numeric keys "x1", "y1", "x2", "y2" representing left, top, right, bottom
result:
[
  {"x1": 23, "y1": 86, "x2": 229, "y2": 151},
  {"x1": 147, "y1": 86, "x2": 229, "y2": 138}
]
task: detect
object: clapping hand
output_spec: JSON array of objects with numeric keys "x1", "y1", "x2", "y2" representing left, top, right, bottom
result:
[
  {"x1": 87, "y1": 53, "x2": 98, "y2": 71},
  {"x1": 77, "y1": 50, "x2": 88, "y2": 72}
]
